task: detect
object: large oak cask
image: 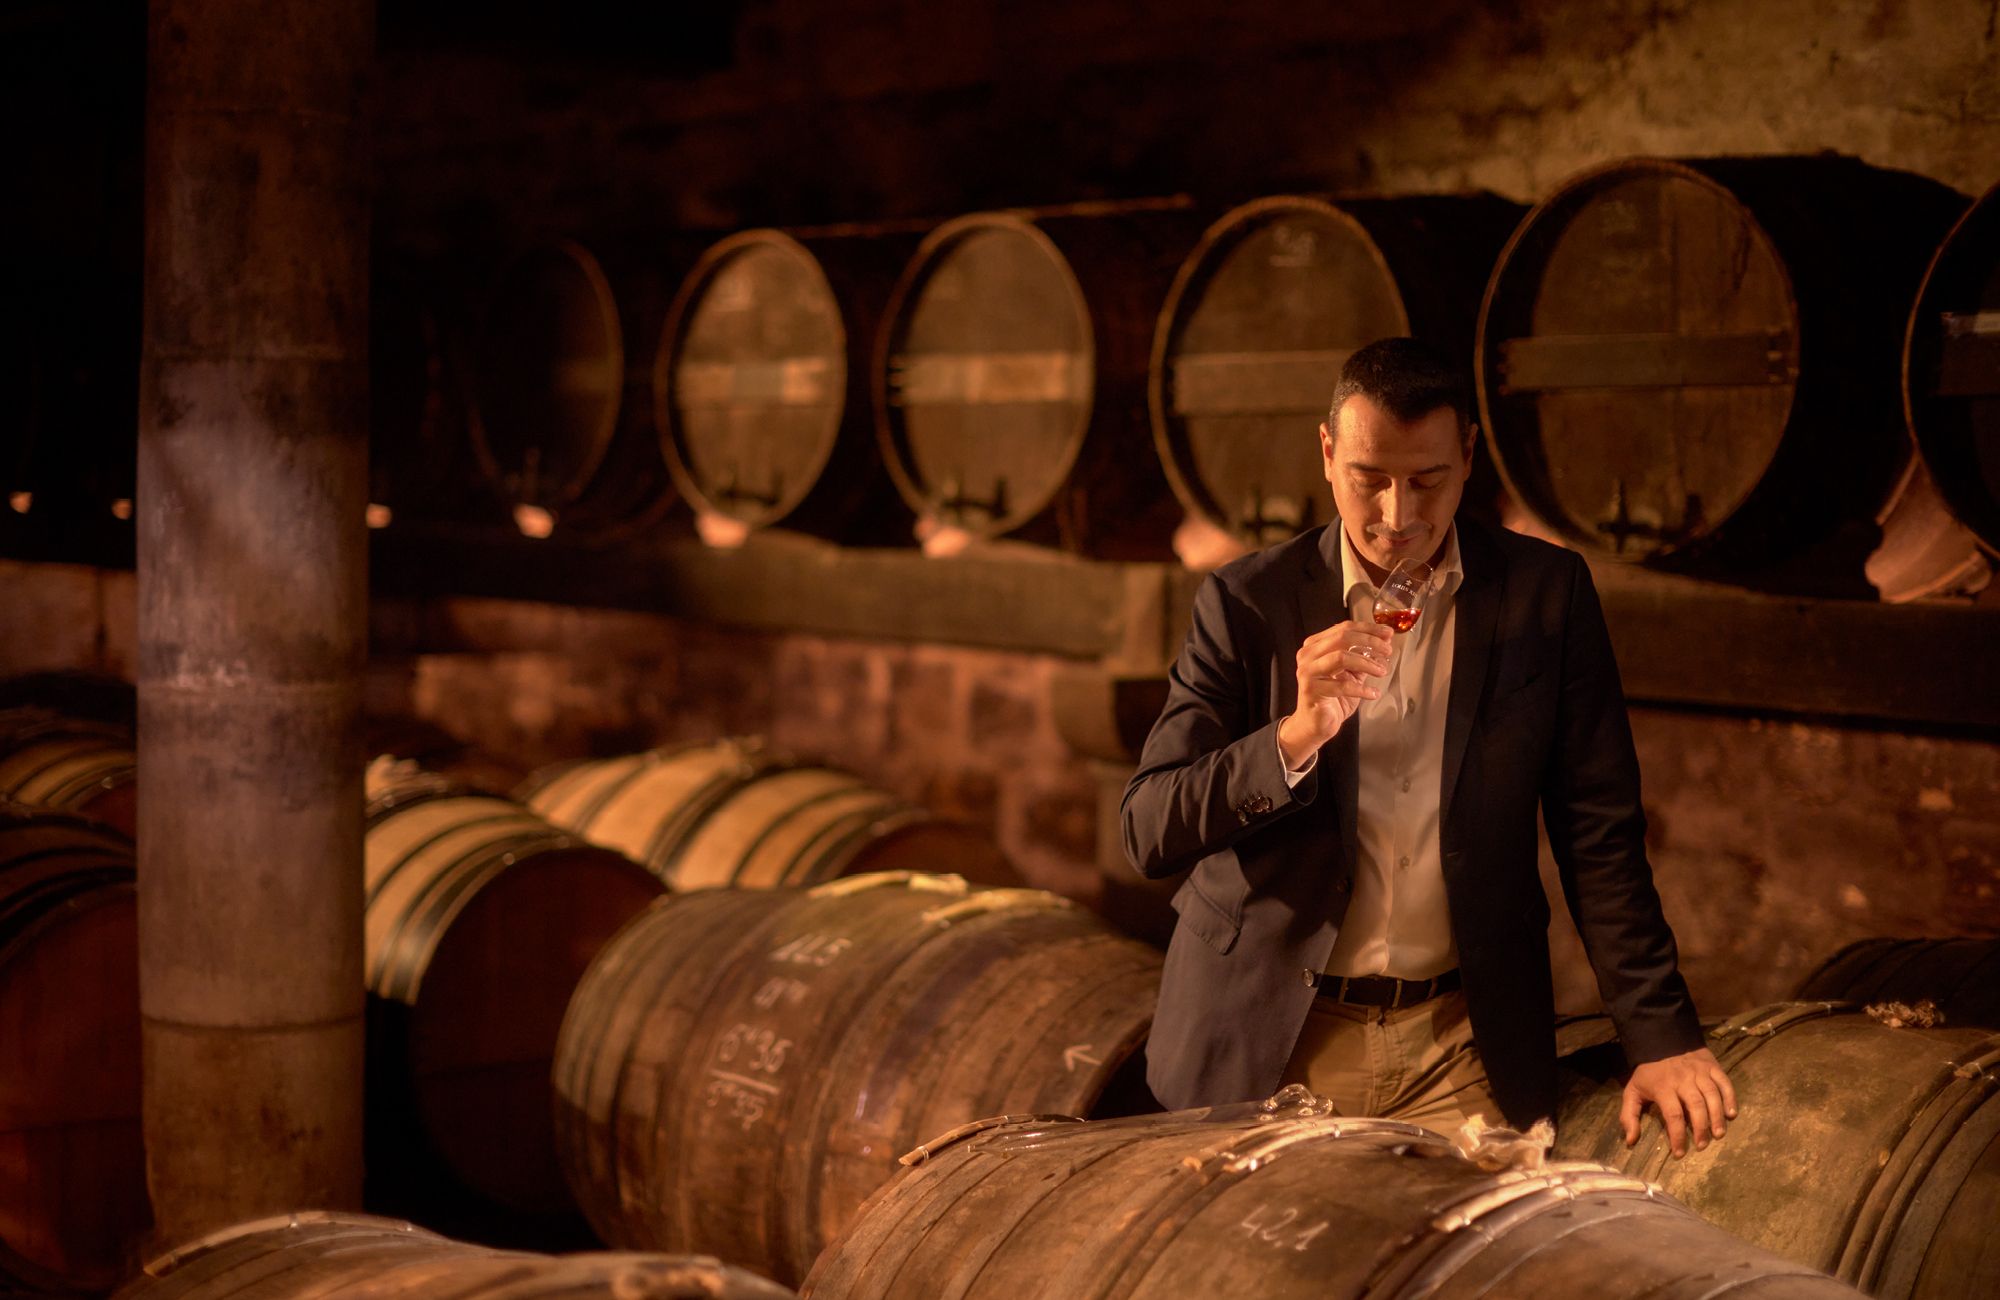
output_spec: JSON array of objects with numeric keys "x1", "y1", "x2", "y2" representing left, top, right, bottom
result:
[
  {"x1": 112, "y1": 1212, "x2": 797, "y2": 1300},
  {"x1": 362, "y1": 760, "x2": 664, "y2": 1218},
  {"x1": 1556, "y1": 1002, "x2": 2000, "y2": 1299},
  {"x1": 0, "y1": 805, "x2": 147, "y2": 1293},
  {"x1": 1905, "y1": 179, "x2": 2000, "y2": 560},
  {"x1": 1477, "y1": 157, "x2": 1962, "y2": 585},
  {"x1": 1150, "y1": 194, "x2": 1521, "y2": 547},
  {"x1": 873, "y1": 204, "x2": 1202, "y2": 556},
  {"x1": 806, "y1": 1094, "x2": 1859, "y2": 1299},
  {"x1": 1793, "y1": 937, "x2": 2000, "y2": 1029},
  {"x1": 656, "y1": 228, "x2": 915, "y2": 544},
  {"x1": 0, "y1": 707, "x2": 136, "y2": 836},
  {"x1": 552, "y1": 872, "x2": 1160, "y2": 1283},
  {"x1": 518, "y1": 739, "x2": 1015, "y2": 891}
]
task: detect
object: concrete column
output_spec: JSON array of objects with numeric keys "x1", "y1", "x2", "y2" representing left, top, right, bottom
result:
[{"x1": 138, "y1": 0, "x2": 372, "y2": 1240}]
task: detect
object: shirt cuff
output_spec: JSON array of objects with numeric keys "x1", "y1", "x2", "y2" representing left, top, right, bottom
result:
[{"x1": 1278, "y1": 729, "x2": 1317, "y2": 787}]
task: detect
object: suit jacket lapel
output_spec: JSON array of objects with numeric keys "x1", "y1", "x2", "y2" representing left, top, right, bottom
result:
[{"x1": 1441, "y1": 520, "x2": 1502, "y2": 834}]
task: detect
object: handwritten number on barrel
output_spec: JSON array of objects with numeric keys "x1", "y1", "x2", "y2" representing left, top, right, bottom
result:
[{"x1": 1239, "y1": 1204, "x2": 1331, "y2": 1252}]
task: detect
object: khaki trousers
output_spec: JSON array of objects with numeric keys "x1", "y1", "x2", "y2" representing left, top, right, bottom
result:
[{"x1": 1279, "y1": 989, "x2": 1504, "y2": 1139}]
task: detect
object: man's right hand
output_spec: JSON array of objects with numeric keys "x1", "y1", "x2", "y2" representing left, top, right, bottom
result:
[{"x1": 1278, "y1": 620, "x2": 1393, "y2": 768}]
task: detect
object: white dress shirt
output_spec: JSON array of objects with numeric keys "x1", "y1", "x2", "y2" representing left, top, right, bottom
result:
[{"x1": 1282, "y1": 525, "x2": 1465, "y2": 979}]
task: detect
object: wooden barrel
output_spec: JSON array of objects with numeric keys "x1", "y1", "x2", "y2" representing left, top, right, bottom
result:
[
  {"x1": 1477, "y1": 157, "x2": 1964, "y2": 579},
  {"x1": 113, "y1": 1211, "x2": 798, "y2": 1300},
  {"x1": 1906, "y1": 179, "x2": 2000, "y2": 557},
  {"x1": 0, "y1": 804, "x2": 147, "y2": 1294},
  {"x1": 1794, "y1": 937, "x2": 2000, "y2": 1028},
  {"x1": 552, "y1": 871, "x2": 1162, "y2": 1283},
  {"x1": 873, "y1": 204, "x2": 1201, "y2": 556},
  {"x1": 0, "y1": 707, "x2": 136, "y2": 836},
  {"x1": 805, "y1": 1095, "x2": 1857, "y2": 1299},
  {"x1": 1150, "y1": 194, "x2": 1522, "y2": 546},
  {"x1": 1555, "y1": 1002, "x2": 2000, "y2": 1300},
  {"x1": 362, "y1": 760, "x2": 664, "y2": 1219},
  {"x1": 466, "y1": 239, "x2": 677, "y2": 541},
  {"x1": 656, "y1": 228, "x2": 914, "y2": 542},
  {"x1": 518, "y1": 738, "x2": 1016, "y2": 891}
]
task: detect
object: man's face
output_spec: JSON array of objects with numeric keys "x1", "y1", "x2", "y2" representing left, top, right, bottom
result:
[{"x1": 1319, "y1": 392, "x2": 1474, "y2": 578}]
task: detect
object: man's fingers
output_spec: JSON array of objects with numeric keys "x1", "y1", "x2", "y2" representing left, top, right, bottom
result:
[
  {"x1": 1680, "y1": 1088, "x2": 1711, "y2": 1150},
  {"x1": 1661, "y1": 1097, "x2": 1689, "y2": 1158},
  {"x1": 1715, "y1": 1066, "x2": 1739, "y2": 1119},
  {"x1": 1697, "y1": 1078, "x2": 1727, "y2": 1137},
  {"x1": 1619, "y1": 1085, "x2": 1642, "y2": 1147}
]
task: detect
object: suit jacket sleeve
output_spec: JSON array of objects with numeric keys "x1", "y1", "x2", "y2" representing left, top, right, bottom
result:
[
  {"x1": 1543, "y1": 552, "x2": 1706, "y2": 1067},
  {"x1": 1120, "y1": 572, "x2": 1317, "y2": 881}
]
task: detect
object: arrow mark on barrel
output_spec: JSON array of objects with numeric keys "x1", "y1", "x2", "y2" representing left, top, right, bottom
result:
[{"x1": 1064, "y1": 1044, "x2": 1102, "y2": 1072}]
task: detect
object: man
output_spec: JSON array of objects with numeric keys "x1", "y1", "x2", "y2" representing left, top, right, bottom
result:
[{"x1": 1122, "y1": 337, "x2": 1734, "y2": 1155}]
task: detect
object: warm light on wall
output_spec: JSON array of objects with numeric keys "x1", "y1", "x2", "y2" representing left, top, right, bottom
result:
[
  {"x1": 111, "y1": 498, "x2": 133, "y2": 520},
  {"x1": 366, "y1": 503, "x2": 393, "y2": 529},
  {"x1": 7, "y1": 492, "x2": 28, "y2": 514},
  {"x1": 513, "y1": 504, "x2": 555, "y2": 539}
]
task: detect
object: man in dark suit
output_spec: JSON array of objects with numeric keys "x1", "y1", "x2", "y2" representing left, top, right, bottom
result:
[{"x1": 1123, "y1": 337, "x2": 1734, "y2": 1156}]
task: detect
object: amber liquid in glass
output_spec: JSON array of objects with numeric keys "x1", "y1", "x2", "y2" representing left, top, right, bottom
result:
[{"x1": 1373, "y1": 607, "x2": 1421, "y2": 634}]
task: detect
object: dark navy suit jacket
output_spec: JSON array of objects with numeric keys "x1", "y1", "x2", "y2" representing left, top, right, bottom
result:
[{"x1": 1121, "y1": 516, "x2": 1703, "y2": 1126}]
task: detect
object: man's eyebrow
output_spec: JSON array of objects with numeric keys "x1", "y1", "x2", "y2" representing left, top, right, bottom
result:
[{"x1": 1343, "y1": 461, "x2": 1451, "y2": 476}]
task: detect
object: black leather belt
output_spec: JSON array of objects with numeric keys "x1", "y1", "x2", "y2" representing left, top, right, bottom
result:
[{"x1": 1305, "y1": 968, "x2": 1461, "y2": 1008}]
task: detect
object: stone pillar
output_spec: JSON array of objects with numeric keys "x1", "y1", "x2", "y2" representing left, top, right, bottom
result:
[{"x1": 138, "y1": 0, "x2": 372, "y2": 1240}]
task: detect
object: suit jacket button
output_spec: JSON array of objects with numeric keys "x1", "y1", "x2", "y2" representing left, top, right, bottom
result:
[
  {"x1": 1301, "y1": 968, "x2": 1316, "y2": 987},
  {"x1": 1235, "y1": 805, "x2": 1251, "y2": 825}
]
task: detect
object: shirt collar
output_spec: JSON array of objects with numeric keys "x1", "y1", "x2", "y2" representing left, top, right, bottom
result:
[{"x1": 1338, "y1": 522, "x2": 1465, "y2": 608}]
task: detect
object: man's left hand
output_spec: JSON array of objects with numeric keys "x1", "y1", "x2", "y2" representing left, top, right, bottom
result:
[{"x1": 1621, "y1": 1046, "x2": 1736, "y2": 1157}]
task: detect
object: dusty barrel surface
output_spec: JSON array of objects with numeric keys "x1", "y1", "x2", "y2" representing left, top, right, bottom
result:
[
  {"x1": 111, "y1": 1211, "x2": 799, "y2": 1299},
  {"x1": 552, "y1": 871, "x2": 1161, "y2": 1283},
  {"x1": 1906, "y1": 178, "x2": 2000, "y2": 558},
  {"x1": 519, "y1": 739, "x2": 1015, "y2": 891},
  {"x1": 805, "y1": 1094, "x2": 1858, "y2": 1299},
  {"x1": 1554, "y1": 1002, "x2": 2000, "y2": 1300},
  {"x1": 657, "y1": 228, "x2": 914, "y2": 542},
  {"x1": 363, "y1": 760, "x2": 665, "y2": 1217},
  {"x1": 873, "y1": 204, "x2": 1200, "y2": 556},
  {"x1": 0, "y1": 805, "x2": 147, "y2": 1293},
  {"x1": 1793, "y1": 938, "x2": 2000, "y2": 1028},
  {"x1": 0, "y1": 707, "x2": 137, "y2": 836},
  {"x1": 1477, "y1": 156, "x2": 1962, "y2": 579},
  {"x1": 1150, "y1": 193, "x2": 1521, "y2": 547}
]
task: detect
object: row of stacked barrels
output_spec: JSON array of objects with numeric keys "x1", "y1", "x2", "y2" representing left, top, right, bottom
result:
[
  {"x1": 5, "y1": 693, "x2": 1999, "y2": 1296},
  {"x1": 360, "y1": 158, "x2": 2000, "y2": 600}
]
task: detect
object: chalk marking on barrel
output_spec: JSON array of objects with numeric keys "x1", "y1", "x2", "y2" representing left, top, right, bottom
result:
[
  {"x1": 707, "y1": 1070, "x2": 781, "y2": 1095},
  {"x1": 1063, "y1": 1044, "x2": 1102, "y2": 1072}
]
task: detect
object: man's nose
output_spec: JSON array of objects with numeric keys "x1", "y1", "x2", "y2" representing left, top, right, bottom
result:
[{"x1": 1383, "y1": 484, "x2": 1412, "y2": 531}]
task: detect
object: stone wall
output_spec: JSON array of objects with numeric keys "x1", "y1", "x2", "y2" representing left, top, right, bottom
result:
[{"x1": 374, "y1": 0, "x2": 2000, "y2": 252}]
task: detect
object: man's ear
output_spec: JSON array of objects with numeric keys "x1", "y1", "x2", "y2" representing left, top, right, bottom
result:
[{"x1": 1318, "y1": 422, "x2": 1337, "y2": 479}]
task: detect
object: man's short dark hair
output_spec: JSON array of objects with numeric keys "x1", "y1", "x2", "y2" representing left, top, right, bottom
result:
[{"x1": 1328, "y1": 337, "x2": 1475, "y2": 434}]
